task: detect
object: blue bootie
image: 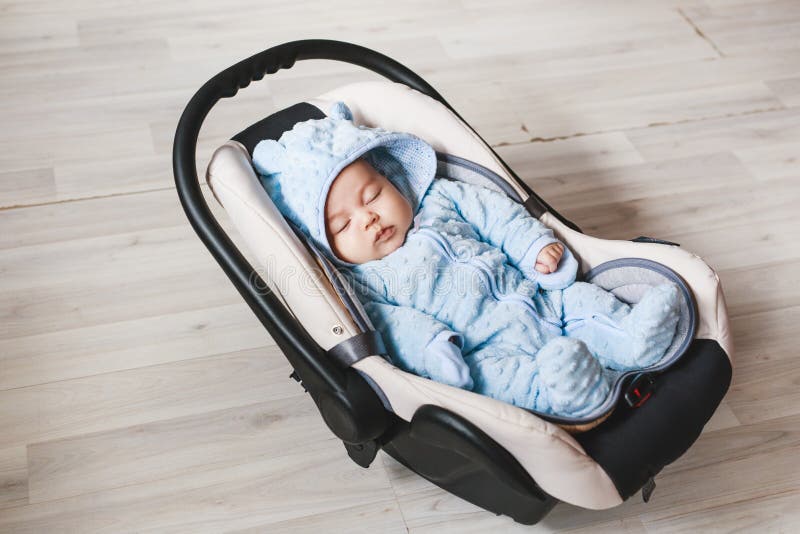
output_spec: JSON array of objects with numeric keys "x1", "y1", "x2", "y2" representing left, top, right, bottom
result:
[{"x1": 603, "y1": 283, "x2": 681, "y2": 370}]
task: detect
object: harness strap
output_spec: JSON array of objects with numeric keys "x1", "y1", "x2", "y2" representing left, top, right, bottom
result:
[{"x1": 328, "y1": 330, "x2": 389, "y2": 368}]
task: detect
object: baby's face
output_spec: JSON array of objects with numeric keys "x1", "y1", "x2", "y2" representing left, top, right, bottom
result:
[{"x1": 324, "y1": 158, "x2": 413, "y2": 264}]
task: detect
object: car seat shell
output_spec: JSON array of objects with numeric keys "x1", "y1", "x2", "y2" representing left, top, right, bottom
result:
[
  {"x1": 205, "y1": 80, "x2": 731, "y2": 509},
  {"x1": 176, "y1": 39, "x2": 732, "y2": 522}
]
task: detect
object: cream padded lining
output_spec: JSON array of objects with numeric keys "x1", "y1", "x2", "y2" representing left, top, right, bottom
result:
[{"x1": 206, "y1": 140, "x2": 361, "y2": 349}]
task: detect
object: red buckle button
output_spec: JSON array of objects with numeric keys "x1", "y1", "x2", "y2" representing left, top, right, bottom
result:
[{"x1": 624, "y1": 374, "x2": 655, "y2": 408}]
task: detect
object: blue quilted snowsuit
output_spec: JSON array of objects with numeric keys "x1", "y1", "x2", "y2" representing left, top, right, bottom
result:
[{"x1": 253, "y1": 101, "x2": 680, "y2": 418}]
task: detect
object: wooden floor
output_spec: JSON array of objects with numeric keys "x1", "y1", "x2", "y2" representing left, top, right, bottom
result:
[{"x1": 1, "y1": 0, "x2": 799, "y2": 531}]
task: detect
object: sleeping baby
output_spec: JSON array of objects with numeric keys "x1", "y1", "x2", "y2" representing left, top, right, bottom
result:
[{"x1": 253, "y1": 101, "x2": 681, "y2": 419}]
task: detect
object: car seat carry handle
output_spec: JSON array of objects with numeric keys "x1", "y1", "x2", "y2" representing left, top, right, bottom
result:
[{"x1": 209, "y1": 39, "x2": 451, "y2": 105}]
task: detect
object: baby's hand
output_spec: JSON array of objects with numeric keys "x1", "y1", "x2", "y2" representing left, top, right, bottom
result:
[
  {"x1": 535, "y1": 243, "x2": 564, "y2": 274},
  {"x1": 425, "y1": 333, "x2": 473, "y2": 389}
]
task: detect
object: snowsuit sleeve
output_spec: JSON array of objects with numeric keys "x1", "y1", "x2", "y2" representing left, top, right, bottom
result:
[
  {"x1": 362, "y1": 301, "x2": 473, "y2": 390},
  {"x1": 432, "y1": 179, "x2": 579, "y2": 290}
]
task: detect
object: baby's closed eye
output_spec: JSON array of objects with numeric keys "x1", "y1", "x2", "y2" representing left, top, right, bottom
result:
[
  {"x1": 367, "y1": 188, "x2": 381, "y2": 203},
  {"x1": 336, "y1": 220, "x2": 350, "y2": 233}
]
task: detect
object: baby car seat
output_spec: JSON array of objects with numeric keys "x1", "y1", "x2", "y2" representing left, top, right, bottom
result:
[{"x1": 173, "y1": 40, "x2": 732, "y2": 524}]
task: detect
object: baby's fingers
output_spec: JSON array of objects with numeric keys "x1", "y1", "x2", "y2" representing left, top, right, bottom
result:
[
  {"x1": 536, "y1": 257, "x2": 556, "y2": 273},
  {"x1": 543, "y1": 249, "x2": 560, "y2": 264}
]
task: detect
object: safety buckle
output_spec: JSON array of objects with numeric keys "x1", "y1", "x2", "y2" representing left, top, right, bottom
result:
[{"x1": 624, "y1": 373, "x2": 655, "y2": 408}]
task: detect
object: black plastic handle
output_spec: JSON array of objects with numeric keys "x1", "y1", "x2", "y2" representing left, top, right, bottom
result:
[
  {"x1": 172, "y1": 40, "x2": 456, "y2": 398},
  {"x1": 218, "y1": 39, "x2": 450, "y2": 102}
]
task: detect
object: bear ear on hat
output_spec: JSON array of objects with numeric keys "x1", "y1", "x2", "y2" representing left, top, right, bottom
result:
[
  {"x1": 328, "y1": 101, "x2": 354, "y2": 121},
  {"x1": 252, "y1": 139, "x2": 288, "y2": 178}
]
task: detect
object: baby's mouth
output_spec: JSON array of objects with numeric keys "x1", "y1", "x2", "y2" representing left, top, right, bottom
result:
[{"x1": 375, "y1": 226, "x2": 395, "y2": 243}]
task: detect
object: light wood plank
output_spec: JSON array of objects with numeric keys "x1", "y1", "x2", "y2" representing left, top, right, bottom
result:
[
  {"x1": 719, "y1": 259, "x2": 800, "y2": 318},
  {"x1": 0, "y1": 303, "x2": 269, "y2": 390},
  {"x1": 0, "y1": 347, "x2": 300, "y2": 450},
  {"x1": 643, "y1": 489, "x2": 800, "y2": 533},
  {"x1": 734, "y1": 140, "x2": 800, "y2": 182},
  {"x1": 625, "y1": 107, "x2": 800, "y2": 161},
  {"x1": 227, "y1": 500, "x2": 408, "y2": 534},
  {"x1": 0, "y1": 446, "x2": 28, "y2": 509},
  {"x1": 766, "y1": 76, "x2": 800, "y2": 106},
  {"x1": 0, "y1": 443, "x2": 398, "y2": 533},
  {"x1": 682, "y1": 1, "x2": 800, "y2": 56},
  {"x1": 727, "y1": 306, "x2": 800, "y2": 424},
  {"x1": 497, "y1": 133, "x2": 645, "y2": 179},
  {"x1": 26, "y1": 396, "x2": 333, "y2": 503}
]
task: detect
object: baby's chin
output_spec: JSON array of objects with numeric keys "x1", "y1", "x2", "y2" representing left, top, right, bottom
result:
[{"x1": 377, "y1": 240, "x2": 401, "y2": 259}]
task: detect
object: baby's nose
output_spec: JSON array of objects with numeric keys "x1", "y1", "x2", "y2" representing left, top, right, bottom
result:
[{"x1": 362, "y1": 211, "x2": 379, "y2": 229}]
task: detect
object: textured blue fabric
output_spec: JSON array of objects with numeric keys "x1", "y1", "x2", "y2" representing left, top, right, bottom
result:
[
  {"x1": 340, "y1": 178, "x2": 681, "y2": 418},
  {"x1": 252, "y1": 105, "x2": 681, "y2": 418},
  {"x1": 252, "y1": 101, "x2": 437, "y2": 268}
]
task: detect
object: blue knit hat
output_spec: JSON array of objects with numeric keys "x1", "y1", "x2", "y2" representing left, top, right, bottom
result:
[{"x1": 252, "y1": 101, "x2": 437, "y2": 267}]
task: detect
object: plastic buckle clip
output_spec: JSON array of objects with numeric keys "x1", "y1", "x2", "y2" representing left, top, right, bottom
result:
[{"x1": 624, "y1": 373, "x2": 655, "y2": 408}]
